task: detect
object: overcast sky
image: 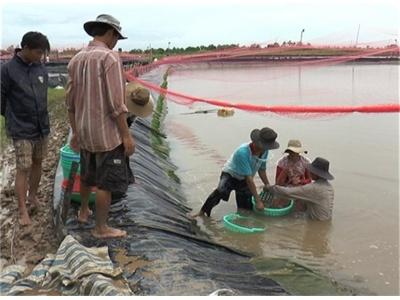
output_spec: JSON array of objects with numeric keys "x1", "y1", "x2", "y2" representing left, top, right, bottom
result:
[{"x1": 1, "y1": 0, "x2": 399, "y2": 50}]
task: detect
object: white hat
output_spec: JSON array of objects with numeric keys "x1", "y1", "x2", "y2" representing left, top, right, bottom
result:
[{"x1": 284, "y1": 139, "x2": 307, "y2": 154}]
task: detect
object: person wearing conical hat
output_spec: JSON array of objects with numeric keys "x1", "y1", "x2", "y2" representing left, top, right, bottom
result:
[
  {"x1": 266, "y1": 157, "x2": 335, "y2": 221},
  {"x1": 125, "y1": 82, "x2": 154, "y2": 120},
  {"x1": 110, "y1": 83, "x2": 154, "y2": 201},
  {"x1": 125, "y1": 82, "x2": 154, "y2": 183}
]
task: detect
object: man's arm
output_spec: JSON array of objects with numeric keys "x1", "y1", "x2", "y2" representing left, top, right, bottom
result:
[
  {"x1": 269, "y1": 184, "x2": 316, "y2": 203},
  {"x1": 65, "y1": 77, "x2": 80, "y2": 152},
  {"x1": 67, "y1": 111, "x2": 80, "y2": 152},
  {"x1": 115, "y1": 112, "x2": 135, "y2": 156},
  {"x1": 258, "y1": 169, "x2": 270, "y2": 186},
  {"x1": 104, "y1": 56, "x2": 135, "y2": 156},
  {"x1": 246, "y1": 176, "x2": 264, "y2": 210}
]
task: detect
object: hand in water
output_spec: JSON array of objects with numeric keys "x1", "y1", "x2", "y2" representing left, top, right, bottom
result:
[
  {"x1": 255, "y1": 198, "x2": 265, "y2": 210},
  {"x1": 263, "y1": 184, "x2": 271, "y2": 192}
]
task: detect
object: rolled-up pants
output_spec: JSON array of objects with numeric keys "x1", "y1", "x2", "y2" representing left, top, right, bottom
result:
[{"x1": 201, "y1": 172, "x2": 253, "y2": 217}]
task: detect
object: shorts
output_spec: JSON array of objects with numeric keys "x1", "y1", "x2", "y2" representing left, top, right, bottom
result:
[
  {"x1": 80, "y1": 144, "x2": 130, "y2": 194},
  {"x1": 13, "y1": 137, "x2": 48, "y2": 170}
]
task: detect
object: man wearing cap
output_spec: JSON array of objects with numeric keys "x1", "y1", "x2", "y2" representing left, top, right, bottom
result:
[
  {"x1": 273, "y1": 139, "x2": 311, "y2": 211},
  {"x1": 191, "y1": 127, "x2": 280, "y2": 218},
  {"x1": 66, "y1": 14, "x2": 133, "y2": 239},
  {"x1": 266, "y1": 157, "x2": 335, "y2": 221}
]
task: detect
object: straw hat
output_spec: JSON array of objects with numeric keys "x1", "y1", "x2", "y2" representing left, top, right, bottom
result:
[
  {"x1": 126, "y1": 82, "x2": 154, "y2": 118},
  {"x1": 284, "y1": 139, "x2": 307, "y2": 154},
  {"x1": 84, "y1": 14, "x2": 127, "y2": 40}
]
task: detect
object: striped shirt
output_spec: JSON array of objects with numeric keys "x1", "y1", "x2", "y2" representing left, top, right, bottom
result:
[{"x1": 66, "y1": 40, "x2": 128, "y2": 152}]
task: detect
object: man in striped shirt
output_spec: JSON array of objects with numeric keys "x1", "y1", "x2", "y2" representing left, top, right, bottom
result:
[{"x1": 66, "y1": 14, "x2": 134, "y2": 239}]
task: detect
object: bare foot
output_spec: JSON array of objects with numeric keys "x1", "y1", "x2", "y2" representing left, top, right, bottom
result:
[
  {"x1": 91, "y1": 226, "x2": 127, "y2": 239},
  {"x1": 19, "y1": 212, "x2": 32, "y2": 226},
  {"x1": 27, "y1": 196, "x2": 40, "y2": 214},
  {"x1": 27, "y1": 195, "x2": 40, "y2": 207},
  {"x1": 77, "y1": 208, "x2": 93, "y2": 223}
]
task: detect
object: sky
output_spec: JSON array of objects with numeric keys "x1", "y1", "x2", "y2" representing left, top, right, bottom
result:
[{"x1": 0, "y1": 0, "x2": 399, "y2": 51}]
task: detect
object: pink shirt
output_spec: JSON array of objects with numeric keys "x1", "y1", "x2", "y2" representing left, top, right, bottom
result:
[
  {"x1": 277, "y1": 155, "x2": 311, "y2": 185},
  {"x1": 66, "y1": 40, "x2": 128, "y2": 152}
]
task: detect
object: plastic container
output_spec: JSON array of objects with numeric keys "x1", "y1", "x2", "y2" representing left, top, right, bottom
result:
[
  {"x1": 223, "y1": 213, "x2": 265, "y2": 233},
  {"x1": 61, "y1": 178, "x2": 96, "y2": 204},
  {"x1": 60, "y1": 144, "x2": 80, "y2": 178},
  {"x1": 252, "y1": 192, "x2": 294, "y2": 217}
]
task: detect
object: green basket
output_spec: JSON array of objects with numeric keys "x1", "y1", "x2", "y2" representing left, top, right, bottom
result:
[
  {"x1": 70, "y1": 192, "x2": 96, "y2": 204},
  {"x1": 60, "y1": 144, "x2": 80, "y2": 178},
  {"x1": 60, "y1": 144, "x2": 79, "y2": 157},
  {"x1": 252, "y1": 191, "x2": 294, "y2": 217},
  {"x1": 61, "y1": 160, "x2": 80, "y2": 178},
  {"x1": 223, "y1": 213, "x2": 266, "y2": 233}
]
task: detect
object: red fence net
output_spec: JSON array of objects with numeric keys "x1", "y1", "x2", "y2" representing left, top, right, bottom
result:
[{"x1": 125, "y1": 45, "x2": 400, "y2": 115}]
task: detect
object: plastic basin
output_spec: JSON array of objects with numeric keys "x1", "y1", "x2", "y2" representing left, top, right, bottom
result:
[{"x1": 223, "y1": 213, "x2": 265, "y2": 233}]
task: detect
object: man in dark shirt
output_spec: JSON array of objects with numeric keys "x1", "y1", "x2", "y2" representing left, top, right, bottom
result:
[{"x1": 1, "y1": 32, "x2": 50, "y2": 225}]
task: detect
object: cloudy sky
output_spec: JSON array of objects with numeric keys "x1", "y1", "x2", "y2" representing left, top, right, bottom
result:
[{"x1": 1, "y1": 0, "x2": 399, "y2": 50}]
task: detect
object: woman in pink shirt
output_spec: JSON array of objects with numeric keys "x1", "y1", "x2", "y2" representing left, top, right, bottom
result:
[{"x1": 272, "y1": 139, "x2": 311, "y2": 211}]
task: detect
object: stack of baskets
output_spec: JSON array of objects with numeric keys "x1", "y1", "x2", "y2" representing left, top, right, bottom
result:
[{"x1": 59, "y1": 144, "x2": 95, "y2": 204}]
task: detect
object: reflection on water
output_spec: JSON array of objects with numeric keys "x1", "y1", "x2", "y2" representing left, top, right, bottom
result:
[{"x1": 161, "y1": 62, "x2": 399, "y2": 295}]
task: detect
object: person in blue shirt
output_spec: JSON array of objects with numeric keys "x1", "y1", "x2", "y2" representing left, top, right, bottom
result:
[{"x1": 191, "y1": 127, "x2": 280, "y2": 218}]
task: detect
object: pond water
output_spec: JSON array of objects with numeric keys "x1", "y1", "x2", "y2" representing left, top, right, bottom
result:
[{"x1": 162, "y1": 61, "x2": 399, "y2": 295}]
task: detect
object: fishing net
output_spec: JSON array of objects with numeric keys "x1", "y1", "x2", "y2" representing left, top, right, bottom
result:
[{"x1": 125, "y1": 44, "x2": 399, "y2": 116}]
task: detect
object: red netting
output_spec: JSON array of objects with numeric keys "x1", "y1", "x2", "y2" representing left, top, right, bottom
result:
[{"x1": 125, "y1": 45, "x2": 399, "y2": 115}]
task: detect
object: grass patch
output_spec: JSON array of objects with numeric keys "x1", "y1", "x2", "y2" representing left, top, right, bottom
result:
[
  {"x1": 150, "y1": 73, "x2": 180, "y2": 183},
  {"x1": 48, "y1": 88, "x2": 67, "y2": 120}
]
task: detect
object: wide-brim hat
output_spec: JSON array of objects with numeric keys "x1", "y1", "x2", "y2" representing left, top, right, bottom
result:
[
  {"x1": 126, "y1": 82, "x2": 154, "y2": 118},
  {"x1": 306, "y1": 157, "x2": 334, "y2": 180},
  {"x1": 250, "y1": 127, "x2": 279, "y2": 150},
  {"x1": 284, "y1": 139, "x2": 307, "y2": 154},
  {"x1": 84, "y1": 14, "x2": 127, "y2": 40}
]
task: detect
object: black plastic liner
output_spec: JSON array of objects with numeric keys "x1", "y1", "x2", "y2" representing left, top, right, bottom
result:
[{"x1": 52, "y1": 71, "x2": 288, "y2": 296}]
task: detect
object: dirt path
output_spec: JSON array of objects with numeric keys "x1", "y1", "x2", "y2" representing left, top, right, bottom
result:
[{"x1": 0, "y1": 97, "x2": 69, "y2": 272}]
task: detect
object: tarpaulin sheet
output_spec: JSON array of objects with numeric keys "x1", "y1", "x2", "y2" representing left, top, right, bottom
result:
[
  {"x1": 0, "y1": 235, "x2": 132, "y2": 296},
  {"x1": 51, "y1": 69, "x2": 288, "y2": 296}
]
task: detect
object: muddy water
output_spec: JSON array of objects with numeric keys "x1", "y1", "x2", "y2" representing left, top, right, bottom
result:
[{"x1": 163, "y1": 62, "x2": 399, "y2": 295}]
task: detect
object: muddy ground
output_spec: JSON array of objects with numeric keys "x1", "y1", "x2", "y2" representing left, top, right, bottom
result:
[{"x1": 0, "y1": 93, "x2": 69, "y2": 273}]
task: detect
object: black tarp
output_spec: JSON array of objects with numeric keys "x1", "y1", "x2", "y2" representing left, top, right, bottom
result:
[{"x1": 52, "y1": 70, "x2": 288, "y2": 296}]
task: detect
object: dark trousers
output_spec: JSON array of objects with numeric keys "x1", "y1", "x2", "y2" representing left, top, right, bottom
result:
[
  {"x1": 80, "y1": 144, "x2": 132, "y2": 194},
  {"x1": 201, "y1": 172, "x2": 253, "y2": 217}
]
